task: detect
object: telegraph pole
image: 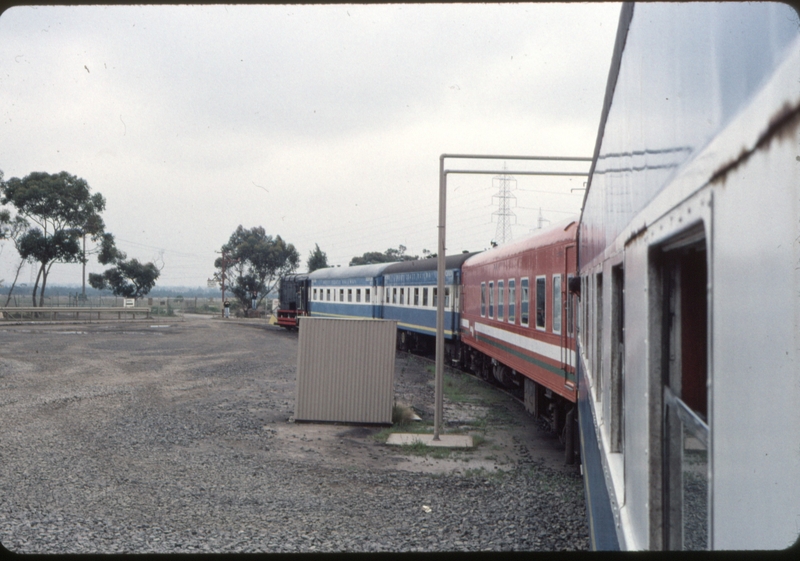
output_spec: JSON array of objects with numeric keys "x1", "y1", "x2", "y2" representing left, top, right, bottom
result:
[{"x1": 82, "y1": 234, "x2": 86, "y2": 298}]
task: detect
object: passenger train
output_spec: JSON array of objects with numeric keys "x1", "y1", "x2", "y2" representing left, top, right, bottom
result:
[
  {"x1": 277, "y1": 220, "x2": 582, "y2": 459},
  {"x1": 276, "y1": 1, "x2": 800, "y2": 551}
]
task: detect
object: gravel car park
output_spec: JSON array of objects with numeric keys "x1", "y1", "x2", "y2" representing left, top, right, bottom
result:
[{"x1": 0, "y1": 314, "x2": 588, "y2": 553}]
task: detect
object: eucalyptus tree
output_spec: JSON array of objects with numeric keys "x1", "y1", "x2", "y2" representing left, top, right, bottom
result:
[
  {"x1": 349, "y1": 245, "x2": 419, "y2": 266},
  {"x1": 306, "y1": 243, "x2": 328, "y2": 272},
  {"x1": 214, "y1": 226, "x2": 299, "y2": 310},
  {"x1": 0, "y1": 171, "x2": 106, "y2": 306},
  {"x1": 0, "y1": 207, "x2": 30, "y2": 306},
  {"x1": 88, "y1": 232, "x2": 160, "y2": 299}
]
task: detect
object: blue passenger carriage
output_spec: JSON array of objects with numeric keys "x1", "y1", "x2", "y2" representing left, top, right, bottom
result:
[
  {"x1": 306, "y1": 263, "x2": 393, "y2": 320},
  {"x1": 382, "y1": 253, "x2": 476, "y2": 352}
]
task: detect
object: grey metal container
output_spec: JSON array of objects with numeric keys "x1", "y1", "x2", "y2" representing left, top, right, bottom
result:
[{"x1": 295, "y1": 317, "x2": 397, "y2": 424}]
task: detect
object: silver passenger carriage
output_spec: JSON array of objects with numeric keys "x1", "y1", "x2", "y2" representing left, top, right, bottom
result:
[{"x1": 577, "y1": 2, "x2": 800, "y2": 551}]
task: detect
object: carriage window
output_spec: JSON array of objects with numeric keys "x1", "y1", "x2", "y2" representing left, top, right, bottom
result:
[
  {"x1": 432, "y1": 287, "x2": 438, "y2": 307},
  {"x1": 355, "y1": 289, "x2": 361, "y2": 303},
  {"x1": 392, "y1": 288, "x2": 397, "y2": 304},
  {"x1": 488, "y1": 281, "x2": 494, "y2": 318},
  {"x1": 400, "y1": 288, "x2": 405, "y2": 305},
  {"x1": 610, "y1": 265, "x2": 624, "y2": 454},
  {"x1": 365, "y1": 288, "x2": 370, "y2": 303},
  {"x1": 595, "y1": 272, "x2": 603, "y2": 401},
  {"x1": 481, "y1": 283, "x2": 486, "y2": 317},
  {"x1": 521, "y1": 278, "x2": 529, "y2": 326},
  {"x1": 326, "y1": 289, "x2": 331, "y2": 301},
  {"x1": 445, "y1": 287, "x2": 451, "y2": 309},
  {"x1": 508, "y1": 279, "x2": 516, "y2": 323},
  {"x1": 313, "y1": 288, "x2": 317, "y2": 301},
  {"x1": 535, "y1": 276, "x2": 546, "y2": 330},
  {"x1": 347, "y1": 289, "x2": 353, "y2": 302},
  {"x1": 552, "y1": 275, "x2": 562, "y2": 334},
  {"x1": 423, "y1": 287, "x2": 429, "y2": 307},
  {"x1": 498, "y1": 281, "x2": 504, "y2": 320},
  {"x1": 414, "y1": 287, "x2": 419, "y2": 306}
]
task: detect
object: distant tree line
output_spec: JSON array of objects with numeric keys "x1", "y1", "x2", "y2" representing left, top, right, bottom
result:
[{"x1": 349, "y1": 245, "x2": 434, "y2": 266}]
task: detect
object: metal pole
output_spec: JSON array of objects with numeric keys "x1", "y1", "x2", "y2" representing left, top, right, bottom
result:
[
  {"x1": 433, "y1": 153, "x2": 591, "y2": 441},
  {"x1": 434, "y1": 155, "x2": 446, "y2": 440},
  {"x1": 221, "y1": 251, "x2": 227, "y2": 318},
  {"x1": 443, "y1": 170, "x2": 588, "y2": 177},
  {"x1": 82, "y1": 234, "x2": 86, "y2": 297}
]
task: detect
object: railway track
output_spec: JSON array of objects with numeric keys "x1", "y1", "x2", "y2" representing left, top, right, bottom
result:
[{"x1": 400, "y1": 349, "x2": 567, "y2": 445}]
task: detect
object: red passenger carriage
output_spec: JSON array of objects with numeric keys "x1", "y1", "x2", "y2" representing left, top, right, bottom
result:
[{"x1": 460, "y1": 219, "x2": 578, "y2": 441}]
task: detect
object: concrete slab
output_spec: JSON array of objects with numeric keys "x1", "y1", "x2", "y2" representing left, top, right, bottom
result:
[{"x1": 385, "y1": 433, "x2": 474, "y2": 448}]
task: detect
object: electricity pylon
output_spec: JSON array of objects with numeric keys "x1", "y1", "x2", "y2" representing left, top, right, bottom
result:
[{"x1": 491, "y1": 167, "x2": 517, "y2": 245}]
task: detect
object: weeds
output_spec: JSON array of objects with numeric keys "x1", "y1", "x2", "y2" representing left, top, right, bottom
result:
[
  {"x1": 392, "y1": 403, "x2": 417, "y2": 425},
  {"x1": 462, "y1": 466, "x2": 508, "y2": 481},
  {"x1": 399, "y1": 441, "x2": 454, "y2": 460}
]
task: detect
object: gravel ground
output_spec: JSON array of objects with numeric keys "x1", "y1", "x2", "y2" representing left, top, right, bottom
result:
[{"x1": 0, "y1": 314, "x2": 588, "y2": 553}]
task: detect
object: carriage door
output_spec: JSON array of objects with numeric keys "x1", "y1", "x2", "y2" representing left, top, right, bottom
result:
[
  {"x1": 373, "y1": 278, "x2": 382, "y2": 319},
  {"x1": 657, "y1": 226, "x2": 709, "y2": 550},
  {"x1": 562, "y1": 245, "x2": 575, "y2": 374}
]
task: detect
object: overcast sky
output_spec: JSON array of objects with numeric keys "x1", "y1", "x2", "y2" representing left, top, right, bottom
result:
[{"x1": 0, "y1": 3, "x2": 620, "y2": 289}]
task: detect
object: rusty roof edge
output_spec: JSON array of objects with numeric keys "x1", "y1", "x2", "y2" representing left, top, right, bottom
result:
[{"x1": 709, "y1": 100, "x2": 800, "y2": 187}]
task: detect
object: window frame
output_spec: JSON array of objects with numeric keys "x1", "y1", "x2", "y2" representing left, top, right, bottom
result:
[
  {"x1": 552, "y1": 274, "x2": 562, "y2": 335},
  {"x1": 535, "y1": 275, "x2": 547, "y2": 331},
  {"x1": 498, "y1": 280, "x2": 505, "y2": 321},
  {"x1": 508, "y1": 279, "x2": 516, "y2": 324},
  {"x1": 520, "y1": 277, "x2": 530, "y2": 327}
]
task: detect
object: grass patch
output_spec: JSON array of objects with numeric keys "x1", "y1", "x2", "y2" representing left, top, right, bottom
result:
[
  {"x1": 398, "y1": 441, "x2": 456, "y2": 460},
  {"x1": 442, "y1": 368, "x2": 505, "y2": 406},
  {"x1": 471, "y1": 433, "x2": 486, "y2": 447}
]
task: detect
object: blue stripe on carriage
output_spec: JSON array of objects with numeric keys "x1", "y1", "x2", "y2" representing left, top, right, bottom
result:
[
  {"x1": 577, "y1": 358, "x2": 620, "y2": 551},
  {"x1": 383, "y1": 306, "x2": 459, "y2": 339}
]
